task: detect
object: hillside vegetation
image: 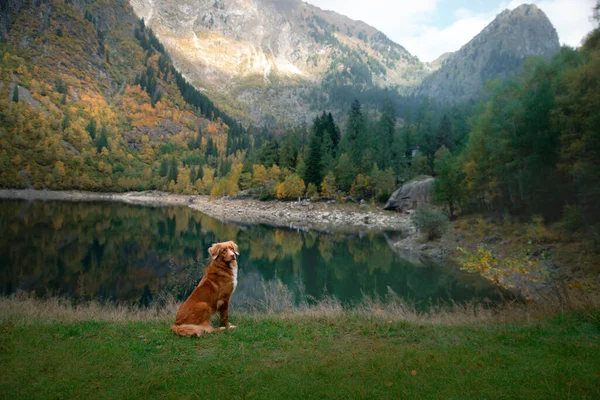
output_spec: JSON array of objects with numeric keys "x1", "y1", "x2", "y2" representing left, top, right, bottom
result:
[{"x1": 0, "y1": 0, "x2": 247, "y2": 193}]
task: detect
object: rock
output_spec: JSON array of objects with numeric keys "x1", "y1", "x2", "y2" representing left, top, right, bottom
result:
[
  {"x1": 499, "y1": 239, "x2": 512, "y2": 246},
  {"x1": 384, "y1": 177, "x2": 435, "y2": 211},
  {"x1": 420, "y1": 244, "x2": 435, "y2": 251},
  {"x1": 8, "y1": 83, "x2": 43, "y2": 112},
  {"x1": 455, "y1": 233, "x2": 464, "y2": 242}
]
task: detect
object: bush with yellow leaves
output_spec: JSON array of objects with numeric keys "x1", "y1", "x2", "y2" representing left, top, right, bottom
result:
[{"x1": 458, "y1": 245, "x2": 552, "y2": 300}]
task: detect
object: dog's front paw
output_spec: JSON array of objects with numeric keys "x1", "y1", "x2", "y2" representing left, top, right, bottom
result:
[{"x1": 228, "y1": 325, "x2": 237, "y2": 329}]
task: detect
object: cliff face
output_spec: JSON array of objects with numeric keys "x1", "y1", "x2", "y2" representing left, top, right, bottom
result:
[
  {"x1": 0, "y1": 0, "x2": 30, "y2": 37},
  {"x1": 128, "y1": 0, "x2": 427, "y2": 123},
  {"x1": 416, "y1": 4, "x2": 561, "y2": 103}
]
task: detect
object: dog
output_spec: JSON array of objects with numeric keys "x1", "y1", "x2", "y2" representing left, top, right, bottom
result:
[{"x1": 170, "y1": 241, "x2": 240, "y2": 337}]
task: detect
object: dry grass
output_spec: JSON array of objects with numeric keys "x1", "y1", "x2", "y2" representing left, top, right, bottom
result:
[
  {"x1": 0, "y1": 292, "x2": 179, "y2": 324},
  {"x1": 3, "y1": 279, "x2": 598, "y2": 327}
]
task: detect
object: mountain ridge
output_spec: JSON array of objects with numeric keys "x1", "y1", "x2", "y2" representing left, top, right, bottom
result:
[
  {"x1": 416, "y1": 4, "x2": 561, "y2": 102},
  {"x1": 128, "y1": 0, "x2": 427, "y2": 124}
]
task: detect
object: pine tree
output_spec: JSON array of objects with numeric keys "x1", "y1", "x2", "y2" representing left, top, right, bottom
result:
[
  {"x1": 12, "y1": 85, "x2": 18, "y2": 103},
  {"x1": 378, "y1": 98, "x2": 396, "y2": 169},
  {"x1": 62, "y1": 114, "x2": 70, "y2": 131},
  {"x1": 433, "y1": 147, "x2": 463, "y2": 219},
  {"x1": 304, "y1": 127, "x2": 323, "y2": 186},
  {"x1": 347, "y1": 99, "x2": 366, "y2": 171},
  {"x1": 436, "y1": 114, "x2": 453, "y2": 150},
  {"x1": 324, "y1": 112, "x2": 340, "y2": 156},
  {"x1": 167, "y1": 159, "x2": 178, "y2": 183},
  {"x1": 86, "y1": 119, "x2": 97, "y2": 140},
  {"x1": 96, "y1": 126, "x2": 108, "y2": 153},
  {"x1": 159, "y1": 158, "x2": 169, "y2": 177}
]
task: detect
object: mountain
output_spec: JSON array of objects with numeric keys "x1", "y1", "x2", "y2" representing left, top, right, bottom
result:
[
  {"x1": 128, "y1": 0, "x2": 428, "y2": 124},
  {"x1": 0, "y1": 0, "x2": 243, "y2": 192},
  {"x1": 416, "y1": 4, "x2": 561, "y2": 103}
]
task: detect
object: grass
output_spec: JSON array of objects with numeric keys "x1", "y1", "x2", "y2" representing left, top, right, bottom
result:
[{"x1": 1, "y1": 294, "x2": 600, "y2": 399}]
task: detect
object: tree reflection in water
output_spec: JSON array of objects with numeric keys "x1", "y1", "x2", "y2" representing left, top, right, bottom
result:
[{"x1": 0, "y1": 200, "x2": 499, "y2": 310}]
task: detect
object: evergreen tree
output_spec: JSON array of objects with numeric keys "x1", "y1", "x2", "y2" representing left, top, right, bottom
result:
[
  {"x1": 346, "y1": 99, "x2": 366, "y2": 170},
  {"x1": 324, "y1": 112, "x2": 340, "y2": 156},
  {"x1": 62, "y1": 114, "x2": 70, "y2": 131},
  {"x1": 167, "y1": 158, "x2": 178, "y2": 183},
  {"x1": 304, "y1": 126, "x2": 324, "y2": 186},
  {"x1": 96, "y1": 126, "x2": 108, "y2": 153},
  {"x1": 86, "y1": 119, "x2": 97, "y2": 139},
  {"x1": 378, "y1": 98, "x2": 396, "y2": 169},
  {"x1": 334, "y1": 153, "x2": 357, "y2": 193},
  {"x1": 12, "y1": 85, "x2": 18, "y2": 103},
  {"x1": 432, "y1": 147, "x2": 463, "y2": 219},
  {"x1": 159, "y1": 158, "x2": 169, "y2": 177},
  {"x1": 436, "y1": 114, "x2": 453, "y2": 150}
]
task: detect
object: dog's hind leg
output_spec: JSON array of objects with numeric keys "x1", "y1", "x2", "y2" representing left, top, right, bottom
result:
[{"x1": 170, "y1": 322, "x2": 216, "y2": 337}]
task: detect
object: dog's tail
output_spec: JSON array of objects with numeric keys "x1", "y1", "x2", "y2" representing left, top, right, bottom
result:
[{"x1": 170, "y1": 324, "x2": 214, "y2": 337}]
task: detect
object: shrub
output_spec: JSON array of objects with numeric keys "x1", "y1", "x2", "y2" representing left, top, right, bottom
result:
[
  {"x1": 306, "y1": 183, "x2": 319, "y2": 201},
  {"x1": 561, "y1": 204, "x2": 584, "y2": 232},
  {"x1": 411, "y1": 205, "x2": 450, "y2": 241}
]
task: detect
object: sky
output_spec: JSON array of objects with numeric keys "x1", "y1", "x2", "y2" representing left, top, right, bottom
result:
[{"x1": 304, "y1": 0, "x2": 597, "y2": 62}]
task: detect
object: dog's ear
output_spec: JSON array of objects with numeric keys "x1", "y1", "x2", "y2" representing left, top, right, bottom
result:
[
  {"x1": 208, "y1": 243, "x2": 222, "y2": 260},
  {"x1": 231, "y1": 241, "x2": 239, "y2": 256}
]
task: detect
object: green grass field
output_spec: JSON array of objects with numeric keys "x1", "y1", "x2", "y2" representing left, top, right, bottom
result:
[{"x1": 1, "y1": 311, "x2": 599, "y2": 399}]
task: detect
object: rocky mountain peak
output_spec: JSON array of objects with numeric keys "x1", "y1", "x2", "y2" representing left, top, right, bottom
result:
[
  {"x1": 129, "y1": 0, "x2": 426, "y2": 124},
  {"x1": 416, "y1": 3, "x2": 560, "y2": 103}
]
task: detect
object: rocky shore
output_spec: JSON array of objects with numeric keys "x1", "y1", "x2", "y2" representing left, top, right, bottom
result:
[{"x1": 190, "y1": 196, "x2": 415, "y2": 234}]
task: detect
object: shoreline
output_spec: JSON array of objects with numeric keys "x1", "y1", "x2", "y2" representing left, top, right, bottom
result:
[{"x1": 0, "y1": 188, "x2": 416, "y2": 234}]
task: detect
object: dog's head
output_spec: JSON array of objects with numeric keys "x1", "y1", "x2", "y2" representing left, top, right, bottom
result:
[{"x1": 208, "y1": 241, "x2": 239, "y2": 265}]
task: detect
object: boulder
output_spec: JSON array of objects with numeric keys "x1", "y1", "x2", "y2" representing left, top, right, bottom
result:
[{"x1": 384, "y1": 177, "x2": 435, "y2": 211}]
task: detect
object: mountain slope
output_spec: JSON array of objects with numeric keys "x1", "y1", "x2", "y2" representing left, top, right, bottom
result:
[
  {"x1": 416, "y1": 4, "x2": 560, "y2": 102},
  {"x1": 0, "y1": 0, "x2": 240, "y2": 193},
  {"x1": 128, "y1": 0, "x2": 427, "y2": 124}
]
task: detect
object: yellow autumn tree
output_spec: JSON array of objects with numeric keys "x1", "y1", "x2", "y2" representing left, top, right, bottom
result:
[
  {"x1": 350, "y1": 174, "x2": 371, "y2": 199},
  {"x1": 252, "y1": 164, "x2": 268, "y2": 187},
  {"x1": 276, "y1": 174, "x2": 305, "y2": 200},
  {"x1": 321, "y1": 172, "x2": 337, "y2": 199}
]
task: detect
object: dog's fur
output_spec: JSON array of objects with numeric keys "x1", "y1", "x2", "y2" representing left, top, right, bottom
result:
[{"x1": 170, "y1": 241, "x2": 239, "y2": 337}]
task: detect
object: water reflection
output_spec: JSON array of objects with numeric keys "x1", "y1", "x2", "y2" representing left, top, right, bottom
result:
[{"x1": 0, "y1": 200, "x2": 499, "y2": 309}]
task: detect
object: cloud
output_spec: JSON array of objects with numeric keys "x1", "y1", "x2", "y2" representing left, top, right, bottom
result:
[
  {"x1": 398, "y1": 14, "x2": 494, "y2": 62},
  {"x1": 305, "y1": 0, "x2": 597, "y2": 62},
  {"x1": 304, "y1": 0, "x2": 438, "y2": 43}
]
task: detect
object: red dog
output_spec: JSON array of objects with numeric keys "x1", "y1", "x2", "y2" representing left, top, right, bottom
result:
[{"x1": 170, "y1": 241, "x2": 239, "y2": 337}]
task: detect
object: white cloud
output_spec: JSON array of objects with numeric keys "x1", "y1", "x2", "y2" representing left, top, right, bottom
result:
[
  {"x1": 304, "y1": 0, "x2": 439, "y2": 45},
  {"x1": 398, "y1": 14, "x2": 494, "y2": 62},
  {"x1": 305, "y1": 0, "x2": 597, "y2": 62}
]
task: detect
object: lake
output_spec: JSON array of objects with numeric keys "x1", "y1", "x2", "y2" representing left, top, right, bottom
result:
[{"x1": 0, "y1": 200, "x2": 499, "y2": 309}]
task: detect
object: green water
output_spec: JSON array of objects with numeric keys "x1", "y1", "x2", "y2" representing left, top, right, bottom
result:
[{"x1": 0, "y1": 200, "x2": 499, "y2": 308}]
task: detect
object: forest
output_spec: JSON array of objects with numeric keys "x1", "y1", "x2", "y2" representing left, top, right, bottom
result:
[{"x1": 0, "y1": 0, "x2": 598, "y2": 238}]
